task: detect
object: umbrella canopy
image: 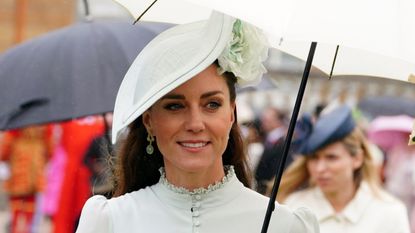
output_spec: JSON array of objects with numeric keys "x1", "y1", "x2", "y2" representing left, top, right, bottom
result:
[
  {"x1": 236, "y1": 74, "x2": 279, "y2": 93},
  {"x1": 0, "y1": 19, "x2": 172, "y2": 130},
  {"x1": 367, "y1": 115, "x2": 413, "y2": 151},
  {"x1": 358, "y1": 96, "x2": 415, "y2": 120},
  {"x1": 115, "y1": 0, "x2": 415, "y2": 82},
  {"x1": 274, "y1": 40, "x2": 415, "y2": 82}
]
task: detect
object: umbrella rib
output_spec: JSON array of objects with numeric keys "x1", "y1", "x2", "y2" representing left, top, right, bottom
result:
[
  {"x1": 328, "y1": 45, "x2": 339, "y2": 80},
  {"x1": 133, "y1": 0, "x2": 159, "y2": 25}
]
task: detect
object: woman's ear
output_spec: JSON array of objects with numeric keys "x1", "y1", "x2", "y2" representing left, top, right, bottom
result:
[
  {"x1": 231, "y1": 102, "x2": 236, "y2": 124},
  {"x1": 142, "y1": 110, "x2": 152, "y2": 134},
  {"x1": 352, "y1": 149, "x2": 364, "y2": 170}
]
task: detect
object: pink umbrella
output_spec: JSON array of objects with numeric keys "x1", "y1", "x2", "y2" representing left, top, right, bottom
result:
[{"x1": 367, "y1": 115, "x2": 413, "y2": 151}]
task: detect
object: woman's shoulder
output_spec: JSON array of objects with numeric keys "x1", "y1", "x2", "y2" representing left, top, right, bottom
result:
[
  {"x1": 357, "y1": 182, "x2": 407, "y2": 210},
  {"x1": 237, "y1": 188, "x2": 319, "y2": 232},
  {"x1": 271, "y1": 204, "x2": 319, "y2": 233},
  {"x1": 234, "y1": 188, "x2": 319, "y2": 232},
  {"x1": 284, "y1": 188, "x2": 317, "y2": 205},
  {"x1": 104, "y1": 186, "x2": 157, "y2": 211},
  {"x1": 81, "y1": 195, "x2": 111, "y2": 216},
  {"x1": 77, "y1": 188, "x2": 156, "y2": 232},
  {"x1": 360, "y1": 185, "x2": 411, "y2": 232},
  {"x1": 76, "y1": 195, "x2": 112, "y2": 233},
  {"x1": 374, "y1": 188, "x2": 408, "y2": 211}
]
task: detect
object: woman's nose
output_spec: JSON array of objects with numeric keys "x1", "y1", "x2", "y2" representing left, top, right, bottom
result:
[
  {"x1": 184, "y1": 107, "x2": 205, "y2": 133},
  {"x1": 314, "y1": 159, "x2": 327, "y2": 172}
]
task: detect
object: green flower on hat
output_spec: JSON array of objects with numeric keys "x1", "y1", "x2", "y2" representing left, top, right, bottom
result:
[{"x1": 218, "y1": 19, "x2": 269, "y2": 87}]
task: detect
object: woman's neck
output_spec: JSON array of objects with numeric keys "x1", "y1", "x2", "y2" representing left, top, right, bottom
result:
[
  {"x1": 323, "y1": 182, "x2": 358, "y2": 213},
  {"x1": 164, "y1": 164, "x2": 226, "y2": 191}
]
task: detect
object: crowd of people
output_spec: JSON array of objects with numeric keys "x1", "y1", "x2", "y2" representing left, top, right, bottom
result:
[
  {"x1": 0, "y1": 116, "x2": 106, "y2": 233},
  {"x1": 241, "y1": 103, "x2": 415, "y2": 233}
]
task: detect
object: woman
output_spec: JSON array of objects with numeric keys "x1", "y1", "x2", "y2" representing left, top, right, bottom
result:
[
  {"x1": 76, "y1": 12, "x2": 319, "y2": 233},
  {"x1": 278, "y1": 106, "x2": 410, "y2": 233}
]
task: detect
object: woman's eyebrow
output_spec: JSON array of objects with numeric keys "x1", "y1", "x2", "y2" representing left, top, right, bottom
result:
[
  {"x1": 201, "y1": 91, "x2": 224, "y2": 99},
  {"x1": 161, "y1": 94, "x2": 185, "y2": 100},
  {"x1": 161, "y1": 91, "x2": 224, "y2": 100}
]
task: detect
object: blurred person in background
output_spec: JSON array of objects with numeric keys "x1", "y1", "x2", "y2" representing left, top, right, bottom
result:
[
  {"x1": 0, "y1": 125, "x2": 54, "y2": 233},
  {"x1": 367, "y1": 115, "x2": 415, "y2": 232},
  {"x1": 41, "y1": 125, "x2": 66, "y2": 231},
  {"x1": 276, "y1": 105, "x2": 410, "y2": 233},
  {"x1": 52, "y1": 116, "x2": 104, "y2": 233},
  {"x1": 236, "y1": 101, "x2": 264, "y2": 184},
  {"x1": 83, "y1": 113, "x2": 114, "y2": 198},
  {"x1": 255, "y1": 106, "x2": 288, "y2": 194},
  {"x1": 243, "y1": 120, "x2": 264, "y2": 177},
  {"x1": 311, "y1": 103, "x2": 326, "y2": 123}
]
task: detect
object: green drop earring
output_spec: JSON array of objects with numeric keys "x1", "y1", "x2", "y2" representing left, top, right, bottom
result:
[{"x1": 146, "y1": 133, "x2": 155, "y2": 155}]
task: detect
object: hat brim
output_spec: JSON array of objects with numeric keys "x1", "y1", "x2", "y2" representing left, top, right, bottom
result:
[{"x1": 299, "y1": 106, "x2": 355, "y2": 154}]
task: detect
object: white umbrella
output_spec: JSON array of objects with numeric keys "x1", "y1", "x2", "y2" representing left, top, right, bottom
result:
[
  {"x1": 112, "y1": 0, "x2": 415, "y2": 231},
  {"x1": 115, "y1": 0, "x2": 415, "y2": 81},
  {"x1": 274, "y1": 40, "x2": 415, "y2": 82},
  {"x1": 114, "y1": 0, "x2": 210, "y2": 23}
]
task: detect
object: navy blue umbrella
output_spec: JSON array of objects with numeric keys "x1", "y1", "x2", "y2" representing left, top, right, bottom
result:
[{"x1": 0, "y1": 19, "x2": 172, "y2": 130}]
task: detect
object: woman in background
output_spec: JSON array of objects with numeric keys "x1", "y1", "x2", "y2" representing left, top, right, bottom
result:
[{"x1": 278, "y1": 105, "x2": 410, "y2": 233}]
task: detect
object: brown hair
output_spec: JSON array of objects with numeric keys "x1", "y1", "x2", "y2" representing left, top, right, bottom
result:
[
  {"x1": 277, "y1": 127, "x2": 381, "y2": 202},
  {"x1": 111, "y1": 63, "x2": 252, "y2": 197}
]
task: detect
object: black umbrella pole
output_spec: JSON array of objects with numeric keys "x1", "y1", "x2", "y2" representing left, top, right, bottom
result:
[{"x1": 260, "y1": 42, "x2": 317, "y2": 233}]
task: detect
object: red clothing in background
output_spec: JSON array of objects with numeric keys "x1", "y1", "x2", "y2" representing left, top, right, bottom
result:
[{"x1": 52, "y1": 116, "x2": 104, "y2": 233}]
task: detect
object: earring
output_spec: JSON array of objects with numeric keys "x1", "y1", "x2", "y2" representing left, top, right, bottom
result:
[{"x1": 146, "y1": 133, "x2": 155, "y2": 155}]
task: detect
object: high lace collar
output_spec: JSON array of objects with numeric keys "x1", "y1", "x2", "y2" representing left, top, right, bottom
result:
[{"x1": 158, "y1": 166, "x2": 235, "y2": 195}]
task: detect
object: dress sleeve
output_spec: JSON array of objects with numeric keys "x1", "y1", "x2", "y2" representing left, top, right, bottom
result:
[
  {"x1": 289, "y1": 207, "x2": 320, "y2": 233},
  {"x1": 76, "y1": 195, "x2": 112, "y2": 233}
]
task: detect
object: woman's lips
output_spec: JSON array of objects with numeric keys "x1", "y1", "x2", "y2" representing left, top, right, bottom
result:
[
  {"x1": 316, "y1": 178, "x2": 331, "y2": 186},
  {"x1": 180, "y1": 142, "x2": 207, "y2": 148},
  {"x1": 178, "y1": 141, "x2": 210, "y2": 151}
]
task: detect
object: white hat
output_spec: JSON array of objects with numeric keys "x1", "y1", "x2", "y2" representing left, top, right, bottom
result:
[{"x1": 112, "y1": 11, "x2": 268, "y2": 143}]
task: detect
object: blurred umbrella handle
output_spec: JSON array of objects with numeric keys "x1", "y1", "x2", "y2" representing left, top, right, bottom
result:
[{"x1": 0, "y1": 98, "x2": 49, "y2": 129}]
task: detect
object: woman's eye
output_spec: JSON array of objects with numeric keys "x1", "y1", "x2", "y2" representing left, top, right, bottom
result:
[
  {"x1": 206, "y1": 101, "x2": 222, "y2": 109},
  {"x1": 164, "y1": 103, "x2": 183, "y2": 111},
  {"x1": 326, "y1": 154, "x2": 338, "y2": 161},
  {"x1": 308, "y1": 155, "x2": 318, "y2": 161}
]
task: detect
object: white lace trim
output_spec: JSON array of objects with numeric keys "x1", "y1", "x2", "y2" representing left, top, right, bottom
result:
[{"x1": 159, "y1": 166, "x2": 235, "y2": 195}]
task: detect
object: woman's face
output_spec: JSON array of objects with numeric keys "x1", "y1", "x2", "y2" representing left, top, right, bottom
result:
[
  {"x1": 306, "y1": 141, "x2": 363, "y2": 195},
  {"x1": 143, "y1": 64, "x2": 235, "y2": 176}
]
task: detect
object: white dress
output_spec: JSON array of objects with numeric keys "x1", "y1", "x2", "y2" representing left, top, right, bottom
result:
[
  {"x1": 284, "y1": 182, "x2": 410, "y2": 233},
  {"x1": 76, "y1": 167, "x2": 319, "y2": 233}
]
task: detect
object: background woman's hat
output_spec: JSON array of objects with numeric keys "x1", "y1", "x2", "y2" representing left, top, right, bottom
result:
[
  {"x1": 112, "y1": 11, "x2": 235, "y2": 143},
  {"x1": 299, "y1": 105, "x2": 356, "y2": 154}
]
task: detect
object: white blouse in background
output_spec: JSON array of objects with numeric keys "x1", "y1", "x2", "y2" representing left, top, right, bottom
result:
[
  {"x1": 76, "y1": 167, "x2": 319, "y2": 233},
  {"x1": 284, "y1": 182, "x2": 410, "y2": 233}
]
